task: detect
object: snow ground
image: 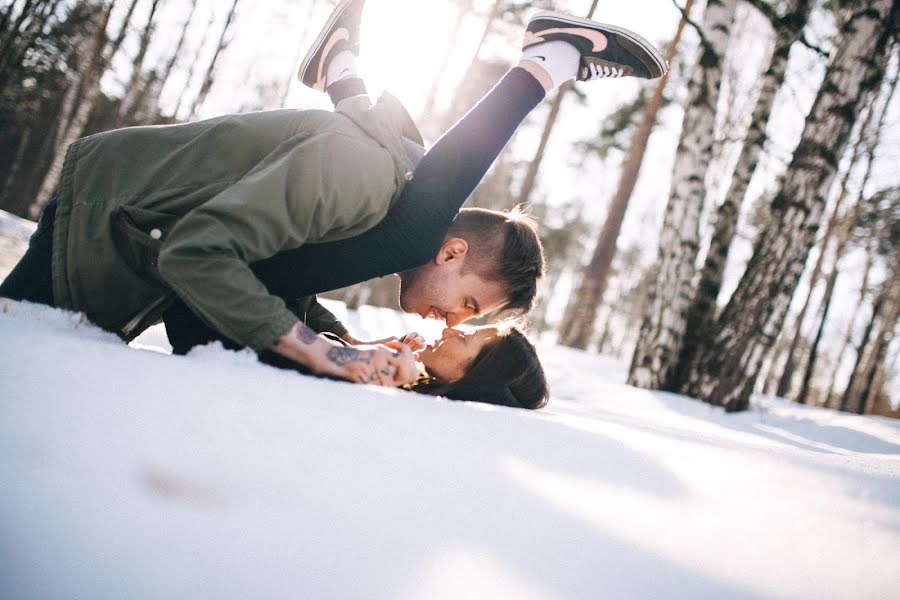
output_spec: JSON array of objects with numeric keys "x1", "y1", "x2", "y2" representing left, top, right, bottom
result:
[{"x1": 1, "y1": 298, "x2": 899, "y2": 600}]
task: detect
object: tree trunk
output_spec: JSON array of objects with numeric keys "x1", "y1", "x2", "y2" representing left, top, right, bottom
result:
[
  {"x1": 684, "y1": 0, "x2": 896, "y2": 411},
  {"x1": 29, "y1": 0, "x2": 115, "y2": 218},
  {"x1": 516, "y1": 0, "x2": 599, "y2": 207},
  {"x1": 844, "y1": 261, "x2": 900, "y2": 414},
  {"x1": 558, "y1": 0, "x2": 693, "y2": 349},
  {"x1": 628, "y1": 0, "x2": 737, "y2": 389},
  {"x1": 516, "y1": 79, "x2": 570, "y2": 206},
  {"x1": 841, "y1": 281, "x2": 884, "y2": 412},
  {"x1": 0, "y1": 0, "x2": 63, "y2": 96},
  {"x1": 471, "y1": 0, "x2": 503, "y2": 64},
  {"x1": 0, "y1": 0, "x2": 37, "y2": 62},
  {"x1": 795, "y1": 221, "x2": 850, "y2": 405},
  {"x1": 0, "y1": 125, "x2": 32, "y2": 207},
  {"x1": 825, "y1": 246, "x2": 874, "y2": 408},
  {"x1": 671, "y1": 0, "x2": 815, "y2": 391},
  {"x1": 187, "y1": 0, "x2": 239, "y2": 121},
  {"x1": 115, "y1": 0, "x2": 162, "y2": 126},
  {"x1": 775, "y1": 55, "x2": 890, "y2": 399},
  {"x1": 796, "y1": 62, "x2": 898, "y2": 405},
  {"x1": 153, "y1": 0, "x2": 197, "y2": 109},
  {"x1": 30, "y1": 0, "x2": 139, "y2": 219},
  {"x1": 418, "y1": 0, "x2": 473, "y2": 124},
  {"x1": 173, "y1": 10, "x2": 214, "y2": 119}
]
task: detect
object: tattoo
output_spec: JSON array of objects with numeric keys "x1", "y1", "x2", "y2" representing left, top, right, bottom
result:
[
  {"x1": 326, "y1": 346, "x2": 371, "y2": 366},
  {"x1": 381, "y1": 367, "x2": 394, "y2": 377},
  {"x1": 295, "y1": 323, "x2": 319, "y2": 345}
]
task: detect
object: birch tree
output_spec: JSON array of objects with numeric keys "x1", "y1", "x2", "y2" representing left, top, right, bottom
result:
[
  {"x1": 796, "y1": 64, "x2": 898, "y2": 405},
  {"x1": 824, "y1": 240, "x2": 874, "y2": 407},
  {"x1": 628, "y1": 0, "x2": 737, "y2": 389},
  {"x1": 670, "y1": 0, "x2": 816, "y2": 390},
  {"x1": 558, "y1": 2, "x2": 692, "y2": 349},
  {"x1": 683, "y1": 0, "x2": 897, "y2": 411},
  {"x1": 843, "y1": 252, "x2": 900, "y2": 413}
]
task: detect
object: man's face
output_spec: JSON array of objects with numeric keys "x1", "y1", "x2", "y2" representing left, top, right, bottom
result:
[{"x1": 398, "y1": 238, "x2": 508, "y2": 327}]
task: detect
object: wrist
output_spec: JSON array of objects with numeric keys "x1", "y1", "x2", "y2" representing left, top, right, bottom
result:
[{"x1": 274, "y1": 322, "x2": 342, "y2": 375}]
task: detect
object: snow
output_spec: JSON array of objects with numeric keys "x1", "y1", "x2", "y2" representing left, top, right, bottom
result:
[{"x1": 1, "y1": 298, "x2": 899, "y2": 600}]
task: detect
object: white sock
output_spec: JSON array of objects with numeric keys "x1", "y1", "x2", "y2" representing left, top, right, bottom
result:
[
  {"x1": 326, "y1": 50, "x2": 359, "y2": 87},
  {"x1": 520, "y1": 40, "x2": 580, "y2": 89}
]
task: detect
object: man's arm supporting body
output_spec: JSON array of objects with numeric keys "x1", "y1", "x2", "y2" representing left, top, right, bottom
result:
[{"x1": 155, "y1": 120, "x2": 420, "y2": 382}]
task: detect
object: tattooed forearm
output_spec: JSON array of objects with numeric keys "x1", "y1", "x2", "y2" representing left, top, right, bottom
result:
[
  {"x1": 294, "y1": 322, "x2": 319, "y2": 345},
  {"x1": 326, "y1": 346, "x2": 371, "y2": 366}
]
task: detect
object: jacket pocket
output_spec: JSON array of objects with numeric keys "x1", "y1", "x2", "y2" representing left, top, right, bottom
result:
[{"x1": 110, "y1": 205, "x2": 179, "y2": 282}]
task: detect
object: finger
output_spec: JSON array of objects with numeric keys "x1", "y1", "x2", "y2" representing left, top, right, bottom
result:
[
  {"x1": 390, "y1": 345, "x2": 418, "y2": 385},
  {"x1": 372, "y1": 351, "x2": 396, "y2": 387},
  {"x1": 400, "y1": 333, "x2": 426, "y2": 351},
  {"x1": 382, "y1": 340, "x2": 405, "y2": 351}
]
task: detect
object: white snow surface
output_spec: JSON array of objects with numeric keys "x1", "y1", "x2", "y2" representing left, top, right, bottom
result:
[{"x1": 1, "y1": 299, "x2": 899, "y2": 600}]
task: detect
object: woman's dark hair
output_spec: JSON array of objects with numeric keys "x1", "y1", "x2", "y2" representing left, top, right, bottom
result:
[{"x1": 411, "y1": 326, "x2": 549, "y2": 409}]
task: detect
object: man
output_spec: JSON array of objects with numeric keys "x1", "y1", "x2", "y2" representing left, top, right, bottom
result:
[{"x1": 0, "y1": 1, "x2": 666, "y2": 387}]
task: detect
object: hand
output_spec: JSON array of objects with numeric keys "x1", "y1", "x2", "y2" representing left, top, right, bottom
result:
[
  {"x1": 274, "y1": 322, "x2": 418, "y2": 386},
  {"x1": 322, "y1": 343, "x2": 418, "y2": 386},
  {"x1": 380, "y1": 332, "x2": 428, "y2": 352},
  {"x1": 342, "y1": 332, "x2": 427, "y2": 352}
]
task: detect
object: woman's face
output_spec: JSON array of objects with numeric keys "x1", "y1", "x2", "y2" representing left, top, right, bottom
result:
[{"x1": 416, "y1": 326, "x2": 500, "y2": 382}]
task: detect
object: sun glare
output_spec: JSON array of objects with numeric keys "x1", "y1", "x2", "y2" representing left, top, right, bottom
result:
[{"x1": 359, "y1": 0, "x2": 481, "y2": 118}]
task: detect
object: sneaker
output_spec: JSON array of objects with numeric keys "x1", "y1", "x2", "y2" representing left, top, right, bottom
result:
[
  {"x1": 523, "y1": 11, "x2": 667, "y2": 80},
  {"x1": 298, "y1": 0, "x2": 366, "y2": 90}
]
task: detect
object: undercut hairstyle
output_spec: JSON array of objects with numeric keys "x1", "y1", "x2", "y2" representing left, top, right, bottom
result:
[
  {"x1": 447, "y1": 206, "x2": 545, "y2": 313},
  {"x1": 411, "y1": 325, "x2": 549, "y2": 410}
]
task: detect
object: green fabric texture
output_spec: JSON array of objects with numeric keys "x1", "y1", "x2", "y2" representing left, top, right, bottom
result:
[{"x1": 51, "y1": 93, "x2": 420, "y2": 350}]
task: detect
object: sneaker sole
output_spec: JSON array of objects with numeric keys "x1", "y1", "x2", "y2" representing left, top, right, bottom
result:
[
  {"x1": 297, "y1": 0, "x2": 356, "y2": 85},
  {"x1": 530, "y1": 11, "x2": 667, "y2": 78}
]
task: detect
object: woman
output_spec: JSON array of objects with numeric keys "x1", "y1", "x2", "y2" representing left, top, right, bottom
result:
[{"x1": 408, "y1": 322, "x2": 549, "y2": 410}]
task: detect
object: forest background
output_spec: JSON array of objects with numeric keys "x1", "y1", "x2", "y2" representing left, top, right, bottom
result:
[{"x1": 1, "y1": 0, "x2": 897, "y2": 415}]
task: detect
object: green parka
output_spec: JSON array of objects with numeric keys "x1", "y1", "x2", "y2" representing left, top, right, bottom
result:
[{"x1": 51, "y1": 94, "x2": 422, "y2": 350}]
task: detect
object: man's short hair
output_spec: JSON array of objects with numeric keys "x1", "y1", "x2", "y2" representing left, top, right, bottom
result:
[{"x1": 447, "y1": 206, "x2": 545, "y2": 313}]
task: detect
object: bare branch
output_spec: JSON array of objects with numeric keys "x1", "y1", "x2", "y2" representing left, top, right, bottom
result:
[
  {"x1": 741, "y1": 0, "x2": 779, "y2": 26},
  {"x1": 798, "y1": 34, "x2": 829, "y2": 57},
  {"x1": 670, "y1": 0, "x2": 712, "y2": 52}
]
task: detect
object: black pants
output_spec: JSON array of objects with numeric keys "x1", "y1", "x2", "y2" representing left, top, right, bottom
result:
[{"x1": 0, "y1": 199, "x2": 57, "y2": 304}]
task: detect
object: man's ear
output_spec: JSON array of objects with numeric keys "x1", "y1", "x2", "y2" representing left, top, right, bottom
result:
[{"x1": 435, "y1": 238, "x2": 469, "y2": 265}]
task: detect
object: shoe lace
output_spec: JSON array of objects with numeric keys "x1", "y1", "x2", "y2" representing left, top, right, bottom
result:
[{"x1": 583, "y1": 63, "x2": 625, "y2": 80}]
